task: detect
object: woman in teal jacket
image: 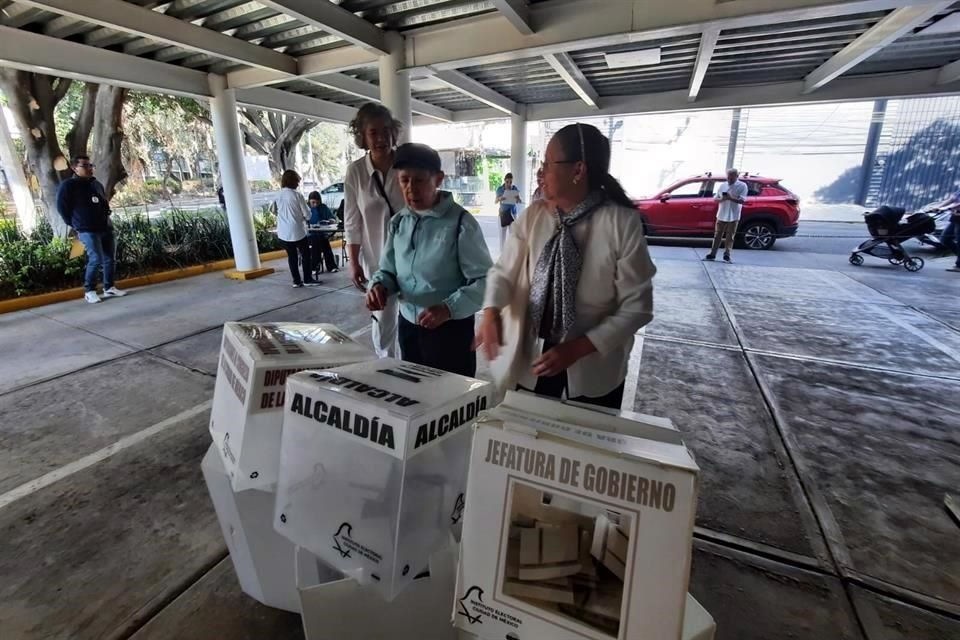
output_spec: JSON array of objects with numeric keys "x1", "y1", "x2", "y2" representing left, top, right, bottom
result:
[{"x1": 367, "y1": 143, "x2": 493, "y2": 376}]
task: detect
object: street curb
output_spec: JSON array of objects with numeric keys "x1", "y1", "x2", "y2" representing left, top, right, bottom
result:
[{"x1": 0, "y1": 242, "x2": 341, "y2": 315}]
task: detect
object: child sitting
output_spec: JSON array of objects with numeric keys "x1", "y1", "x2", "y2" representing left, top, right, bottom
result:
[{"x1": 366, "y1": 143, "x2": 493, "y2": 377}]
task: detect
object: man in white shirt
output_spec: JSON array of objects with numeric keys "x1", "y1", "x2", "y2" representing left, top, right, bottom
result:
[{"x1": 704, "y1": 168, "x2": 748, "y2": 263}]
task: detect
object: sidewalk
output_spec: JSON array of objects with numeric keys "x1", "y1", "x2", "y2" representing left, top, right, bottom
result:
[{"x1": 0, "y1": 251, "x2": 957, "y2": 639}]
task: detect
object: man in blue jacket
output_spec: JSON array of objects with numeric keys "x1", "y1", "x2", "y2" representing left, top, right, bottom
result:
[
  {"x1": 366, "y1": 143, "x2": 493, "y2": 376},
  {"x1": 57, "y1": 155, "x2": 126, "y2": 303}
]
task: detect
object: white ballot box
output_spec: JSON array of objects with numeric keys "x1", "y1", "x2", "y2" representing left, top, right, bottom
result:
[
  {"x1": 209, "y1": 322, "x2": 375, "y2": 491},
  {"x1": 296, "y1": 544, "x2": 459, "y2": 640},
  {"x1": 201, "y1": 444, "x2": 300, "y2": 612},
  {"x1": 454, "y1": 593, "x2": 714, "y2": 640},
  {"x1": 274, "y1": 359, "x2": 493, "y2": 601},
  {"x1": 454, "y1": 396, "x2": 699, "y2": 640}
]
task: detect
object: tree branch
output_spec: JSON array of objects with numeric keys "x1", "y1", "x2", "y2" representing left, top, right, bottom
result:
[{"x1": 52, "y1": 77, "x2": 74, "y2": 105}]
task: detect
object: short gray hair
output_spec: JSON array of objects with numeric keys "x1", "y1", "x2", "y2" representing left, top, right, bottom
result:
[
  {"x1": 349, "y1": 102, "x2": 403, "y2": 150},
  {"x1": 726, "y1": 167, "x2": 739, "y2": 175}
]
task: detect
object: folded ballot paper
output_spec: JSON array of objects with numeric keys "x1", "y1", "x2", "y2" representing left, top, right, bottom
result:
[
  {"x1": 274, "y1": 358, "x2": 493, "y2": 601},
  {"x1": 454, "y1": 392, "x2": 699, "y2": 640},
  {"x1": 209, "y1": 322, "x2": 375, "y2": 491}
]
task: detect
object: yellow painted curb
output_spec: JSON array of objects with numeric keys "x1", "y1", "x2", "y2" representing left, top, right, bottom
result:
[{"x1": 0, "y1": 245, "x2": 331, "y2": 315}]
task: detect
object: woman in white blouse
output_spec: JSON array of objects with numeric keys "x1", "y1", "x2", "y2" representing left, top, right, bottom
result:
[
  {"x1": 274, "y1": 169, "x2": 320, "y2": 288},
  {"x1": 475, "y1": 123, "x2": 656, "y2": 409},
  {"x1": 344, "y1": 103, "x2": 406, "y2": 357}
]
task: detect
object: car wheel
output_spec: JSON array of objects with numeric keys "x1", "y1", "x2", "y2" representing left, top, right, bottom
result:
[{"x1": 738, "y1": 221, "x2": 776, "y2": 250}]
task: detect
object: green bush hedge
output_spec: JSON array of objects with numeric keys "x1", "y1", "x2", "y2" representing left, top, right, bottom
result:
[{"x1": 0, "y1": 209, "x2": 282, "y2": 299}]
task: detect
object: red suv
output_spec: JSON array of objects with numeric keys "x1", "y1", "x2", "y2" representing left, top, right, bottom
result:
[{"x1": 634, "y1": 173, "x2": 800, "y2": 249}]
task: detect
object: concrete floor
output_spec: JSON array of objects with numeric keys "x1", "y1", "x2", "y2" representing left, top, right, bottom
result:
[{"x1": 1, "y1": 236, "x2": 959, "y2": 639}]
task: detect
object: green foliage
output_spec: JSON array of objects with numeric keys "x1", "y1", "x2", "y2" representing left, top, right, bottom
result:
[
  {"x1": 484, "y1": 157, "x2": 504, "y2": 192},
  {"x1": 0, "y1": 220, "x2": 84, "y2": 297},
  {"x1": 112, "y1": 177, "x2": 183, "y2": 207},
  {"x1": 0, "y1": 209, "x2": 277, "y2": 299},
  {"x1": 249, "y1": 180, "x2": 275, "y2": 193}
]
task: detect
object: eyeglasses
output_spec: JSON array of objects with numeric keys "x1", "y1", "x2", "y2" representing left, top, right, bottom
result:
[{"x1": 541, "y1": 159, "x2": 577, "y2": 170}]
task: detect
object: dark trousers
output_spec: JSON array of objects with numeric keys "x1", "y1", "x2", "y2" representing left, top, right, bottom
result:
[
  {"x1": 944, "y1": 218, "x2": 960, "y2": 267},
  {"x1": 520, "y1": 341, "x2": 625, "y2": 410},
  {"x1": 398, "y1": 315, "x2": 477, "y2": 377},
  {"x1": 309, "y1": 233, "x2": 338, "y2": 271},
  {"x1": 281, "y1": 238, "x2": 314, "y2": 285}
]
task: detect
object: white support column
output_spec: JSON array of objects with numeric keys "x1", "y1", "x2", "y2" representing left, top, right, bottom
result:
[
  {"x1": 511, "y1": 110, "x2": 529, "y2": 205},
  {"x1": 378, "y1": 32, "x2": 412, "y2": 143},
  {"x1": 208, "y1": 74, "x2": 260, "y2": 272},
  {"x1": 0, "y1": 105, "x2": 36, "y2": 232}
]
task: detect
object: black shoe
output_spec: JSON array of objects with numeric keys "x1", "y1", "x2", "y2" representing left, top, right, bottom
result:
[
  {"x1": 304, "y1": 280, "x2": 322, "y2": 287},
  {"x1": 723, "y1": 253, "x2": 731, "y2": 263},
  {"x1": 703, "y1": 254, "x2": 716, "y2": 261},
  {"x1": 292, "y1": 282, "x2": 304, "y2": 288}
]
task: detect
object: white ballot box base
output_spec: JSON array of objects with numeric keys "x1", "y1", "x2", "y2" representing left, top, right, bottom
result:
[
  {"x1": 202, "y1": 444, "x2": 300, "y2": 613},
  {"x1": 296, "y1": 544, "x2": 459, "y2": 640}
]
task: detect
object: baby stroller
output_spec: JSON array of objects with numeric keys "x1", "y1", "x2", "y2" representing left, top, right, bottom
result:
[{"x1": 848, "y1": 205, "x2": 934, "y2": 272}]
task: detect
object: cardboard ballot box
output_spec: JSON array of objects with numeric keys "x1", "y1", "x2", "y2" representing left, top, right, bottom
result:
[
  {"x1": 454, "y1": 399, "x2": 699, "y2": 640},
  {"x1": 209, "y1": 322, "x2": 375, "y2": 491},
  {"x1": 296, "y1": 543, "x2": 459, "y2": 640},
  {"x1": 455, "y1": 593, "x2": 714, "y2": 640},
  {"x1": 201, "y1": 444, "x2": 300, "y2": 612},
  {"x1": 274, "y1": 359, "x2": 493, "y2": 601}
]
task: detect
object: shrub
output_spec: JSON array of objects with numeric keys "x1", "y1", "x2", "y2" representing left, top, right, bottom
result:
[
  {"x1": 249, "y1": 180, "x2": 275, "y2": 193},
  {"x1": 0, "y1": 208, "x2": 275, "y2": 299}
]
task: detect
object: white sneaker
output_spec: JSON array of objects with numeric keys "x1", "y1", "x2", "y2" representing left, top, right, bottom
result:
[
  {"x1": 84, "y1": 291, "x2": 102, "y2": 304},
  {"x1": 102, "y1": 286, "x2": 127, "y2": 298}
]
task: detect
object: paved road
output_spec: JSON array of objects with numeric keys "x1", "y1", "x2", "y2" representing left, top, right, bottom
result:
[{"x1": 474, "y1": 217, "x2": 945, "y2": 261}]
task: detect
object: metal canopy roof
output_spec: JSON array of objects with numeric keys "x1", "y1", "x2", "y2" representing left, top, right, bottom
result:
[{"x1": 2, "y1": 0, "x2": 960, "y2": 124}]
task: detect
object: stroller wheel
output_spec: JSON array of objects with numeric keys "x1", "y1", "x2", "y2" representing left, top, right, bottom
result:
[
  {"x1": 849, "y1": 253, "x2": 864, "y2": 266},
  {"x1": 888, "y1": 257, "x2": 904, "y2": 265},
  {"x1": 904, "y1": 257, "x2": 924, "y2": 272}
]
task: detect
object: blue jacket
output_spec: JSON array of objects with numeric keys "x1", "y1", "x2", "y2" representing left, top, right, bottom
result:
[
  {"x1": 369, "y1": 192, "x2": 493, "y2": 324},
  {"x1": 308, "y1": 204, "x2": 337, "y2": 237},
  {"x1": 57, "y1": 176, "x2": 111, "y2": 232},
  {"x1": 56, "y1": 176, "x2": 111, "y2": 232}
]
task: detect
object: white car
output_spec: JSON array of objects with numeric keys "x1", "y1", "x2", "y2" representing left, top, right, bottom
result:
[{"x1": 320, "y1": 182, "x2": 345, "y2": 214}]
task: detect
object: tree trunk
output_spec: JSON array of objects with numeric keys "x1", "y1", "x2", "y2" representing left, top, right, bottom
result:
[
  {"x1": 0, "y1": 70, "x2": 71, "y2": 235},
  {"x1": 239, "y1": 107, "x2": 316, "y2": 180},
  {"x1": 65, "y1": 83, "x2": 98, "y2": 163},
  {"x1": 90, "y1": 84, "x2": 127, "y2": 199}
]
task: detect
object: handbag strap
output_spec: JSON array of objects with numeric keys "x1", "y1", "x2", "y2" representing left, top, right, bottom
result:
[{"x1": 372, "y1": 169, "x2": 396, "y2": 218}]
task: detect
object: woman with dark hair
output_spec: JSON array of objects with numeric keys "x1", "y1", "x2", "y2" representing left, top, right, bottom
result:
[
  {"x1": 307, "y1": 190, "x2": 339, "y2": 273},
  {"x1": 475, "y1": 123, "x2": 656, "y2": 409},
  {"x1": 275, "y1": 169, "x2": 319, "y2": 288},
  {"x1": 344, "y1": 102, "x2": 406, "y2": 357}
]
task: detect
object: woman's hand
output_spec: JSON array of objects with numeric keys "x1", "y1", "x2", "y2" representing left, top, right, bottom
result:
[
  {"x1": 473, "y1": 308, "x2": 503, "y2": 362},
  {"x1": 531, "y1": 337, "x2": 596, "y2": 378},
  {"x1": 366, "y1": 284, "x2": 387, "y2": 311},
  {"x1": 351, "y1": 262, "x2": 368, "y2": 290},
  {"x1": 418, "y1": 304, "x2": 451, "y2": 329}
]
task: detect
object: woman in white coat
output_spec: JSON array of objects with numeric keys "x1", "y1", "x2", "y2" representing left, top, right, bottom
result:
[{"x1": 475, "y1": 123, "x2": 656, "y2": 409}]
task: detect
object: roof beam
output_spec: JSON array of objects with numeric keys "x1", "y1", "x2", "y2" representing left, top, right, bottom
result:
[
  {"x1": 0, "y1": 25, "x2": 210, "y2": 97},
  {"x1": 542, "y1": 52, "x2": 598, "y2": 107},
  {"x1": 518, "y1": 67, "x2": 955, "y2": 122},
  {"x1": 235, "y1": 86, "x2": 358, "y2": 123},
  {"x1": 803, "y1": 2, "x2": 954, "y2": 93},
  {"x1": 404, "y1": 0, "x2": 949, "y2": 71},
  {"x1": 430, "y1": 70, "x2": 519, "y2": 115},
  {"x1": 936, "y1": 58, "x2": 960, "y2": 84},
  {"x1": 688, "y1": 26, "x2": 720, "y2": 102},
  {"x1": 255, "y1": 0, "x2": 389, "y2": 55},
  {"x1": 227, "y1": 46, "x2": 379, "y2": 89},
  {"x1": 490, "y1": 0, "x2": 534, "y2": 35},
  {"x1": 14, "y1": 0, "x2": 297, "y2": 76},
  {"x1": 308, "y1": 74, "x2": 453, "y2": 122}
]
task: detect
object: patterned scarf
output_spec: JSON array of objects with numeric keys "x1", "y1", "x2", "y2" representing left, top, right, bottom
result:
[{"x1": 529, "y1": 191, "x2": 606, "y2": 343}]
